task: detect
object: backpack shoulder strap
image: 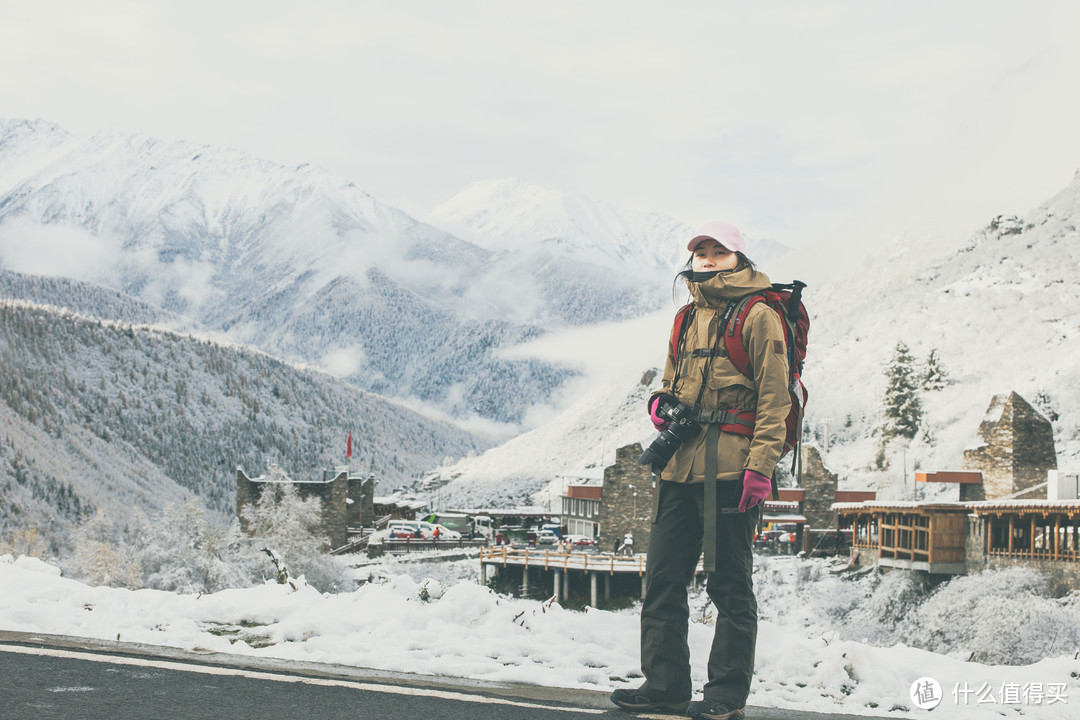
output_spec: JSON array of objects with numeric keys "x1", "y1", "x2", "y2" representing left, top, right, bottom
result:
[
  {"x1": 722, "y1": 293, "x2": 765, "y2": 379},
  {"x1": 669, "y1": 303, "x2": 694, "y2": 364}
]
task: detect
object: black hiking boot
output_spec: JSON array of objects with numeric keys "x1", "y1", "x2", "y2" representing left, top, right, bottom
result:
[
  {"x1": 685, "y1": 700, "x2": 746, "y2": 720},
  {"x1": 610, "y1": 687, "x2": 689, "y2": 713}
]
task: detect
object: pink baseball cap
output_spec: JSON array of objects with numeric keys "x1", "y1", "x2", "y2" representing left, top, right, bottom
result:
[{"x1": 688, "y1": 221, "x2": 747, "y2": 254}]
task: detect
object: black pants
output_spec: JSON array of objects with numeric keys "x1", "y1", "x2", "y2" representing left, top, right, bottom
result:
[{"x1": 639, "y1": 480, "x2": 759, "y2": 706}]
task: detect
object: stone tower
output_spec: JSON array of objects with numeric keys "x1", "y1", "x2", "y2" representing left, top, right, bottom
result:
[
  {"x1": 962, "y1": 392, "x2": 1056, "y2": 500},
  {"x1": 598, "y1": 443, "x2": 655, "y2": 553},
  {"x1": 799, "y1": 444, "x2": 838, "y2": 529}
]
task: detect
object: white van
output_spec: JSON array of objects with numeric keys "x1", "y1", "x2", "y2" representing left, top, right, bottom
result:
[{"x1": 387, "y1": 520, "x2": 424, "y2": 538}]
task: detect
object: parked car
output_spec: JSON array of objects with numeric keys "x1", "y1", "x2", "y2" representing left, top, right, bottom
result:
[
  {"x1": 537, "y1": 529, "x2": 558, "y2": 545},
  {"x1": 755, "y1": 523, "x2": 798, "y2": 548},
  {"x1": 388, "y1": 521, "x2": 425, "y2": 539},
  {"x1": 563, "y1": 534, "x2": 597, "y2": 550}
]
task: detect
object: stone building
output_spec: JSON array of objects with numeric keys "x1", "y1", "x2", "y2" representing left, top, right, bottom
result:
[
  {"x1": 236, "y1": 466, "x2": 375, "y2": 550},
  {"x1": 798, "y1": 444, "x2": 839, "y2": 530},
  {"x1": 962, "y1": 392, "x2": 1057, "y2": 500},
  {"x1": 559, "y1": 443, "x2": 656, "y2": 552},
  {"x1": 835, "y1": 391, "x2": 1079, "y2": 593},
  {"x1": 597, "y1": 443, "x2": 655, "y2": 554}
]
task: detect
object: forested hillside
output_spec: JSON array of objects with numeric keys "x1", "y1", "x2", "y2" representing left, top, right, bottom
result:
[
  {"x1": 0, "y1": 269, "x2": 196, "y2": 330},
  {"x1": 0, "y1": 120, "x2": 676, "y2": 425},
  {"x1": 0, "y1": 300, "x2": 485, "y2": 552}
]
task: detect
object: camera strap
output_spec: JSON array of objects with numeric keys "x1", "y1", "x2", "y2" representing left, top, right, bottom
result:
[
  {"x1": 700, "y1": 298, "x2": 746, "y2": 573},
  {"x1": 703, "y1": 423, "x2": 721, "y2": 571}
]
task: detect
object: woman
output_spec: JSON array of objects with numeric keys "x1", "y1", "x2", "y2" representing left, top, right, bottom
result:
[{"x1": 611, "y1": 221, "x2": 791, "y2": 720}]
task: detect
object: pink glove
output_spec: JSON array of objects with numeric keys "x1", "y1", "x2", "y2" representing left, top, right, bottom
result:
[
  {"x1": 738, "y1": 470, "x2": 772, "y2": 512},
  {"x1": 648, "y1": 396, "x2": 669, "y2": 431}
]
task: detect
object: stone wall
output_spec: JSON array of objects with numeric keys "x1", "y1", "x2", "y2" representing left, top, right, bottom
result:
[
  {"x1": 236, "y1": 468, "x2": 348, "y2": 549},
  {"x1": 348, "y1": 474, "x2": 375, "y2": 528},
  {"x1": 598, "y1": 443, "x2": 655, "y2": 553},
  {"x1": 962, "y1": 392, "x2": 1056, "y2": 500},
  {"x1": 982, "y1": 556, "x2": 1080, "y2": 598},
  {"x1": 799, "y1": 445, "x2": 838, "y2": 530}
]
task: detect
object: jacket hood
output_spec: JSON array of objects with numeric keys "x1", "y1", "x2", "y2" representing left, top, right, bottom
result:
[{"x1": 685, "y1": 266, "x2": 772, "y2": 307}]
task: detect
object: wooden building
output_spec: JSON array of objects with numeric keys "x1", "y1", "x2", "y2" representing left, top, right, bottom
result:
[
  {"x1": 838, "y1": 501, "x2": 968, "y2": 574},
  {"x1": 837, "y1": 499, "x2": 1080, "y2": 591},
  {"x1": 971, "y1": 500, "x2": 1080, "y2": 562}
]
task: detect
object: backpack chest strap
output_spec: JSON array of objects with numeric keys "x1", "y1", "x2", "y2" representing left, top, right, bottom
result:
[{"x1": 693, "y1": 407, "x2": 756, "y2": 436}]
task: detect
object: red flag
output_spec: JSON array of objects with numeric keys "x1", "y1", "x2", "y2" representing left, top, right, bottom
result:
[{"x1": 346, "y1": 431, "x2": 352, "y2": 459}]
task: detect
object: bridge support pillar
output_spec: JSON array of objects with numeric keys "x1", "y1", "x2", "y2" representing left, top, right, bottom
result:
[{"x1": 590, "y1": 573, "x2": 598, "y2": 608}]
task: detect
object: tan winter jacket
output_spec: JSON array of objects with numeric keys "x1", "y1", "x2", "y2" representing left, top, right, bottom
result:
[{"x1": 654, "y1": 266, "x2": 791, "y2": 484}]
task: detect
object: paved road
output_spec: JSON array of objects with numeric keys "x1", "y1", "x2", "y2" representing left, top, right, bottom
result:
[{"x1": 0, "y1": 631, "x2": 880, "y2": 720}]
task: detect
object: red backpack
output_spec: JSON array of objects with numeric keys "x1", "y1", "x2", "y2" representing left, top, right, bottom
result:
[{"x1": 669, "y1": 281, "x2": 809, "y2": 465}]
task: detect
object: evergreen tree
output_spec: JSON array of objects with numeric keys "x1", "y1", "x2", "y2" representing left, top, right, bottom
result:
[
  {"x1": 922, "y1": 348, "x2": 948, "y2": 391},
  {"x1": 881, "y1": 341, "x2": 923, "y2": 442}
]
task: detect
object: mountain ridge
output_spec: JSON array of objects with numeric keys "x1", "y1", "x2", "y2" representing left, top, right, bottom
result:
[{"x1": 0, "y1": 297, "x2": 486, "y2": 550}]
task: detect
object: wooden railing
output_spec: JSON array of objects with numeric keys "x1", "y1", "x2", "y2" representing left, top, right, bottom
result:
[
  {"x1": 480, "y1": 546, "x2": 665, "y2": 575},
  {"x1": 380, "y1": 538, "x2": 488, "y2": 554}
]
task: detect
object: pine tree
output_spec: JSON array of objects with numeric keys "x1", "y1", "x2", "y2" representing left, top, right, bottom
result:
[
  {"x1": 881, "y1": 341, "x2": 923, "y2": 442},
  {"x1": 922, "y1": 348, "x2": 948, "y2": 391}
]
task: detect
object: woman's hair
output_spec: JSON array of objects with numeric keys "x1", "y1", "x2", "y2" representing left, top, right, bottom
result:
[{"x1": 671, "y1": 252, "x2": 756, "y2": 300}]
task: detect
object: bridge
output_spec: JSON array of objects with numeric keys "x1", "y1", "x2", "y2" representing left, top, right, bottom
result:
[{"x1": 479, "y1": 547, "x2": 706, "y2": 607}]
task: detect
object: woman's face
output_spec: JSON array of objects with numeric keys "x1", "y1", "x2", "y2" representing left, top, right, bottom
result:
[{"x1": 691, "y1": 238, "x2": 739, "y2": 272}]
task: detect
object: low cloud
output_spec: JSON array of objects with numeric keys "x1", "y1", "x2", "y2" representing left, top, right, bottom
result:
[
  {"x1": 0, "y1": 217, "x2": 124, "y2": 284},
  {"x1": 320, "y1": 344, "x2": 367, "y2": 378}
]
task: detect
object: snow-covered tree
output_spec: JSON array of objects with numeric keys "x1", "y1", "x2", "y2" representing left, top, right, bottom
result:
[
  {"x1": 0, "y1": 526, "x2": 49, "y2": 559},
  {"x1": 67, "y1": 509, "x2": 140, "y2": 588},
  {"x1": 1033, "y1": 391, "x2": 1060, "y2": 422},
  {"x1": 130, "y1": 500, "x2": 257, "y2": 594},
  {"x1": 921, "y1": 348, "x2": 948, "y2": 391},
  {"x1": 240, "y1": 484, "x2": 350, "y2": 592},
  {"x1": 880, "y1": 341, "x2": 923, "y2": 442}
]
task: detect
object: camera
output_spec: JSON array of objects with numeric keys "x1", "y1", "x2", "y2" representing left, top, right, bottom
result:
[{"x1": 638, "y1": 395, "x2": 701, "y2": 474}]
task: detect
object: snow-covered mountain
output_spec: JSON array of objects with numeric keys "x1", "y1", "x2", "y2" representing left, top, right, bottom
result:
[
  {"x1": 430, "y1": 177, "x2": 791, "y2": 273},
  {"x1": 428, "y1": 178, "x2": 689, "y2": 271},
  {"x1": 433, "y1": 173, "x2": 1080, "y2": 507},
  {"x1": 0, "y1": 297, "x2": 485, "y2": 550},
  {"x1": 803, "y1": 171, "x2": 1080, "y2": 488},
  {"x1": 0, "y1": 119, "x2": 691, "y2": 426}
]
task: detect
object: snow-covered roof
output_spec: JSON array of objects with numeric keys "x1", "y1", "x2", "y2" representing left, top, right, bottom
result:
[
  {"x1": 373, "y1": 497, "x2": 429, "y2": 511},
  {"x1": 965, "y1": 499, "x2": 1080, "y2": 512},
  {"x1": 764, "y1": 500, "x2": 800, "y2": 510},
  {"x1": 832, "y1": 501, "x2": 966, "y2": 511},
  {"x1": 833, "y1": 499, "x2": 1080, "y2": 514},
  {"x1": 761, "y1": 514, "x2": 807, "y2": 524}
]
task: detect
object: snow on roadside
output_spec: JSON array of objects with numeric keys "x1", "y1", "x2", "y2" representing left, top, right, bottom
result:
[{"x1": 1, "y1": 553, "x2": 1077, "y2": 718}]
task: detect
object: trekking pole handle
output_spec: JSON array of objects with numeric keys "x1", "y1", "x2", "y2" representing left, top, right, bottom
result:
[{"x1": 787, "y1": 280, "x2": 806, "y2": 323}]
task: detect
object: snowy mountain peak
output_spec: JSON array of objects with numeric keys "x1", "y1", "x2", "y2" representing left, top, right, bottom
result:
[{"x1": 429, "y1": 177, "x2": 690, "y2": 272}]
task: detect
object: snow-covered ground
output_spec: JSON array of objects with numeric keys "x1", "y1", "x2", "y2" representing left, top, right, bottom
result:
[{"x1": 3, "y1": 553, "x2": 1076, "y2": 718}]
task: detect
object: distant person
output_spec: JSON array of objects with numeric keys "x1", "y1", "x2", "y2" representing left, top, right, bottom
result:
[
  {"x1": 621, "y1": 532, "x2": 634, "y2": 556},
  {"x1": 611, "y1": 222, "x2": 791, "y2": 720}
]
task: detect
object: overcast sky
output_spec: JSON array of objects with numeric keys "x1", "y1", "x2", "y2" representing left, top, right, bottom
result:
[{"x1": 4, "y1": 1, "x2": 1080, "y2": 249}]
